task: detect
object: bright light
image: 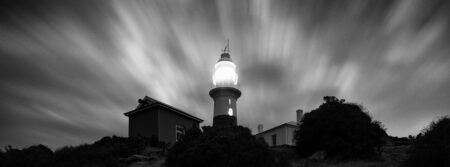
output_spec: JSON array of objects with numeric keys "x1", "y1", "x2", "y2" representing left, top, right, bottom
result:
[
  {"x1": 228, "y1": 108, "x2": 233, "y2": 116},
  {"x1": 212, "y1": 61, "x2": 238, "y2": 87}
]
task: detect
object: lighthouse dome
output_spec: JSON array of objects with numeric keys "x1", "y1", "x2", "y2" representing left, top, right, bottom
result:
[{"x1": 212, "y1": 53, "x2": 238, "y2": 87}]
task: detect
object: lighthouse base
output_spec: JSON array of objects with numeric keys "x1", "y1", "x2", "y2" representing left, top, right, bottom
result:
[{"x1": 213, "y1": 115, "x2": 237, "y2": 127}]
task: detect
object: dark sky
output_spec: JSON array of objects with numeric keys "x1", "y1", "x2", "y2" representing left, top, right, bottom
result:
[{"x1": 1, "y1": 0, "x2": 449, "y2": 149}]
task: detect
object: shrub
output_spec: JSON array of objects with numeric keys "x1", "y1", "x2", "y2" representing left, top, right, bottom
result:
[
  {"x1": 403, "y1": 116, "x2": 450, "y2": 167},
  {"x1": 166, "y1": 126, "x2": 278, "y2": 167},
  {"x1": 52, "y1": 135, "x2": 164, "y2": 167},
  {"x1": 1, "y1": 135, "x2": 165, "y2": 167},
  {"x1": 294, "y1": 96, "x2": 387, "y2": 160},
  {"x1": 389, "y1": 136, "x2": 411, "y2": 146},
  {"x1": 1, "y1": 144, "x2": 53, "y2": 167}
]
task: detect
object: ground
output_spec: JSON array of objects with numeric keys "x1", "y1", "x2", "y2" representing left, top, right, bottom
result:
[
  {"x1": 127, "y1": 145, "x2": 410, "y2": 167},
  {"x1": 289, "y1": 145, "x2": 410, "y2": 167}
]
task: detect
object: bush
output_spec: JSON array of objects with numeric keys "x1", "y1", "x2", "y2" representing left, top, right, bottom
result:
[
  {"x1": 166, "y1": 126, "x2": 278, "y2": 167},
  {"x1": 0, "y1": 135, "x2": 165, "y2": 167},
  {"x1": 294, "y1": 96, "x2": 387, "y2": 160},
  {"x1": 403, "y1": 116, "x2": 450, "y2": 167},
  {"x1": 1, "y1": 144, "x2": 53, "y2": 167},
  {"x1": 389, "y1": 136, "x2": 412, "y2": 146},
  {"x1": 52, "y1": 135, "x2": 165, "y2": 167}
]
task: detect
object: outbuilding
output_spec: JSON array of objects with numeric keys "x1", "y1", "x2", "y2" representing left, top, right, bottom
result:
[
  {"x1": 256, "y1": 109, "x2": 303, "y2": 146},
  {"x1": 124, "y1": 96, "x2": 203, "y2": 144}
]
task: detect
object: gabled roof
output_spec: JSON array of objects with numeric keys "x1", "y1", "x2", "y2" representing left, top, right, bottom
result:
[
  {"x1": 256, "y1": 121, "x2": 299, "y2": 135},
  {"x1": 124, "y1": 96, "x2": 203, "y2": 123}
]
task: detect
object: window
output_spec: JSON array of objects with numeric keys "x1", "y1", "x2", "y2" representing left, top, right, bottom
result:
[
  {"x1": 271, "y1": 134, "x2": 277, "y2": 146},
  {"x1": 176, "y1": 125, "x2": 185, "y2": 142},
  {"x1": 292, "y1": 131, "x2": 296, "y2": 144},
  {"x1": 228, "y1": 108, "x2": 233, "y2": 116}
]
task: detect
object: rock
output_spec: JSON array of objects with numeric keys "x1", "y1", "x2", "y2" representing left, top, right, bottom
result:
[
  {"x1": 127, "y1": 156, "x2": 166, "y2": 167},
  {"x1": 308, "y1": 150, "x2": 326, "y2": 160},
  {"x1": 129, "y1": 161, "x2": 152, "y2": 167},
  {"x1": 125, "y1": 154, "x2": 151, "y2": 163},
  {"x1": 143, "y1": 146, "x2": 164, "y2": 155}
]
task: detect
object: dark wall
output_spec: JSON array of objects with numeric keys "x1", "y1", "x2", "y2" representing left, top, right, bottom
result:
[
  {"x1": 128, "y1": 108, "x2": 158, "y2": 138},
  {"x1": 158, "y1": 108, "x2": 200, "y2": 144}
]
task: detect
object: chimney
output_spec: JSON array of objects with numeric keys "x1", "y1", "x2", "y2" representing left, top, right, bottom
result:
[
  {"x1": 296, "y1": 109, "x2": 303, "y2": 123},
  {"x1": 257, "y1": 124, "x2": 263, "y2": 133}
]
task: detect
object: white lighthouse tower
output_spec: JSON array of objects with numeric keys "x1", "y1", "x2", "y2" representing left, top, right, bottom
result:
[{"x1": 210, "y1": 45, "x2": 241, "y2": 127}]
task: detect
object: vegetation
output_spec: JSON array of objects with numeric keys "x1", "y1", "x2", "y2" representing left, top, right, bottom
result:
[
  {"x1": 294, "y1": 96, "x2": 387, "y2": 160},
  {"x1": 166, "y1": 126, "x2": 280, "y2": 167},
  {"x1": 2, "y1": 97, "x2": 449, "y2": 167},
  {"x1": 389, "y1": 136, "x2": 412, "y2": 146},
  {"x1": 403, "y1": 116, "x2": 450, "y2": 167},
  {"x1": 0, "y1": 135, "x2": 165, "y2": 167},
  {"x1": 0, "y1": 144, "x2": 53, "y2": 167}
]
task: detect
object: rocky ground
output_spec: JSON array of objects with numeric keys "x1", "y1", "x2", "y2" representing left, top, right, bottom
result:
[
  {"x1": 124, "y1": 145, "x2": 410, "y2": 167},
  {"x1": 284, "y1": 145, "x2": 410, "y2": 167},
  {"x1": 119, "y1": 147, "x2": 166, "y2": 167}
]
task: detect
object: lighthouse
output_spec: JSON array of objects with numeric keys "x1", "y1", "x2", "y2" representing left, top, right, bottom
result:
[{"x1": 210, "y1": 47, "x2": 241, "y2": 127}]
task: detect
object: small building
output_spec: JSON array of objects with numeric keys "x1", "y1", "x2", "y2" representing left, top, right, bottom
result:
[
  {"x1": 256, "y1": 109, "x2": 303, "y2": 146},
  {"x1": 124, "y1": 96, "x2": 203, "y2": 144}
]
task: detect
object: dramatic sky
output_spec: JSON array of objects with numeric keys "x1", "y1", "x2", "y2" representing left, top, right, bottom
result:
[{"x1": 1, "y1": 0, "x2": 449, "y2": 149}]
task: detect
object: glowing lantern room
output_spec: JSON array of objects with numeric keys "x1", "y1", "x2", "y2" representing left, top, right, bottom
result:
[{"x1": 212, "y1": 53, "x2": 238, "y2": 87}]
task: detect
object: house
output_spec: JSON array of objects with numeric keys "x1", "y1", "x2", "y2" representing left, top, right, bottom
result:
[
  {"x1": 256, "y1": 109, "x2": 303, "y2": 146},
  {"x1": 124, "y1": 96, "x2": 203, "y2": 144}
]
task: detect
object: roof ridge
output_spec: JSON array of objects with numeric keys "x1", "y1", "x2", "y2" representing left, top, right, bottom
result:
[
  {"x1": 256, "y1": 121, "x2": 299, "y2": 135},
  {"x1": 124, "y1": 96, "x2": 203, "y2": 123}
]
